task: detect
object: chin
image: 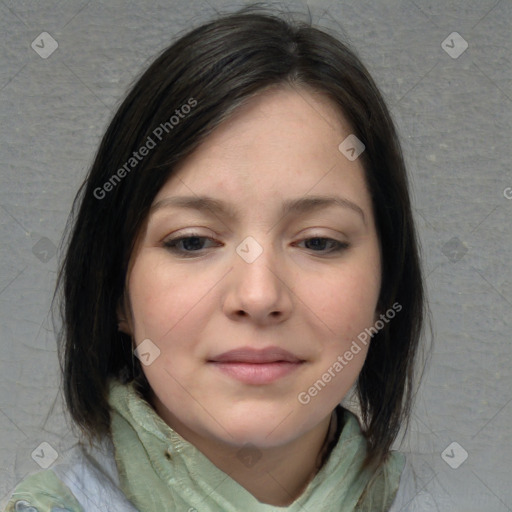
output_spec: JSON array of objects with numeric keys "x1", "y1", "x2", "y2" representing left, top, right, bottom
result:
[{"x1": 205, "y1": 406, "x2": 312, "y2": 447}]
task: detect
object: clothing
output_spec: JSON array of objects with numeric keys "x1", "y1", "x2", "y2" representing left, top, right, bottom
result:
[{"x1": 2, "y1": 380, "x2": 436, "y2": 512}]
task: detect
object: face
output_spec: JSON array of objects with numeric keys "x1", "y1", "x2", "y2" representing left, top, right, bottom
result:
[{"x1": 121, "y1": 85, "x2": 382, "y2": 449}]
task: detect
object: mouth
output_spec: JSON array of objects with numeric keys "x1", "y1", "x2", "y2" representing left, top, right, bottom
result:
[{"x1": 207, "y1": 346, "x2": 306, "y2": 385}]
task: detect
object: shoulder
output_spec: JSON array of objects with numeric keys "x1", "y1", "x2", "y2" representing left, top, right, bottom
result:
[
  {"x1": 389, "y1": 451, "x2": 456, "y2": 511},
  {"x1": 2, "y1": 469, "x2": 83, "y2": 512},
  {"x1": 2, "y1": 438, "x2": 138, "y2": 512}
]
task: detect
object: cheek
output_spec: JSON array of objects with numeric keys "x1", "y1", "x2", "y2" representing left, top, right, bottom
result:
[
  {"x1": 127, "y1": 253, "x2": 202, "y2": 341},
  {"x1": 304, "y1": 268, "x2": 378, "y2": 403},
  {"x1": 127, "y1": 255, "x2": 208, "y2": 388},
  {"x1": 306, "y1": 263, "x2": 381, "y2": 340}
]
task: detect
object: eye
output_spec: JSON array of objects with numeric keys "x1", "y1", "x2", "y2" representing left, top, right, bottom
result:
[
  {"x1": 295, "y1": 237, "x2": 349, "y2": 254},
  {"x1": 162, "y1": 234, "x2": 349, "y2": 258},
  {"x1": 163, "y1": 233, "x2": 221, "y2": 257}
]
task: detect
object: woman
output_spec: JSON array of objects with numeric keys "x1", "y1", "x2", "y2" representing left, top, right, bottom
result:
[{"x1": 3, "y1": 5, "x2": 431, "y2": 511}]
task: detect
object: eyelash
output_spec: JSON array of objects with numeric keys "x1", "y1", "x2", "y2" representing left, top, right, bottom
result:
[{"x1": 162, "y1": 233, "x2": 350, "y2": 257}]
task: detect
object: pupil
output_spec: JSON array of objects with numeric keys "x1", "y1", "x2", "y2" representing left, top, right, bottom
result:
[
  {"x1": 309, "y1": 238, "x2": 325, "y2": 250},
  {"x1": 184, "y1": 237, "x2": 203, "y2": 251}
]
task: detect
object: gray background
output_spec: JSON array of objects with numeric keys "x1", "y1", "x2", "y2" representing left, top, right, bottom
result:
[{"x1": 1, "y1": 0, "x2": 511, "y2": 509}]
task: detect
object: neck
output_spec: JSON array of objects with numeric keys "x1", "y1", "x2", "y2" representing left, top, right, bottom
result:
[{"x1": 152, "y1": 396, "x2": 340, "y2": 506}]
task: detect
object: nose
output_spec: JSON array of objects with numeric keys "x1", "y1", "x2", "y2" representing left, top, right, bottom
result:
[{"x1": 222, "y1": 238, "x2": 293, "y2": 325}]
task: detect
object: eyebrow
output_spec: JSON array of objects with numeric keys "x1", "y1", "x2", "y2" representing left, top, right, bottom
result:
[{"x1": 150, "y1": 194, "x2": 366, "y2": 225}]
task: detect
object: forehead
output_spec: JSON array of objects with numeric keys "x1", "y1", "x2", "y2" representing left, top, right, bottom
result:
[
  {"x1": 152, "y1": 85, "x2": 371, "y2": 217},
  {"x1": 177, "y1": 85, "x2": 351, "y2": 167}
]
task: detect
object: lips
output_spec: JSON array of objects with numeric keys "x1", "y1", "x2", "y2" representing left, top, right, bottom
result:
[
  {"x1": 208, "y1": 346, "x2": 303, "y2": 364},
  {"x1": 207, "y1": 346, "x2": 305, "y2": 385}
]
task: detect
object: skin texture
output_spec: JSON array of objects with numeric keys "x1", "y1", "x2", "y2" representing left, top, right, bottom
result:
[{"x1": 119, "y1": 84, "x2": 382, "y2": 506}]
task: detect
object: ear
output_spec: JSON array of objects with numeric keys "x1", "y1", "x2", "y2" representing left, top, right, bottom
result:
[{"x1": 116, "y1": 295, "x2": 132, "y2": 335}]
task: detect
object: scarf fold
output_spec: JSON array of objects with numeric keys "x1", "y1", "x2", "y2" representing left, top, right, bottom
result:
[{"x1": 107, "y1": 380, "x2": 404, "y2": 512}]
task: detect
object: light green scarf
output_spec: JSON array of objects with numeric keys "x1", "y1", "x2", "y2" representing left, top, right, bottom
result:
[{"x1": 108, "y1": 380, "x2": 404, "y2": 511}]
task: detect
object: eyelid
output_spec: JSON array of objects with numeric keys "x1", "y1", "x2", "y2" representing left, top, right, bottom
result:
[
  {"x1": 162, "y1": 228, "x2": 347, "y2": 243},
  {"x1": 162, "y1": 230, "x2": 215, "y2": 244},
  {"x1": 161, "y1": 227, "x2": 213, "y2": 241},
  {"x1": 162, "y1": 231, "x2": 350, "y2": 257}
]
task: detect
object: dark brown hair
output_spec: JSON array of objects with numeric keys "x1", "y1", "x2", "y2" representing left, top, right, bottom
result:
[{"x1": 54, "y1": 4, "x2": 427, "y2": 470}]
